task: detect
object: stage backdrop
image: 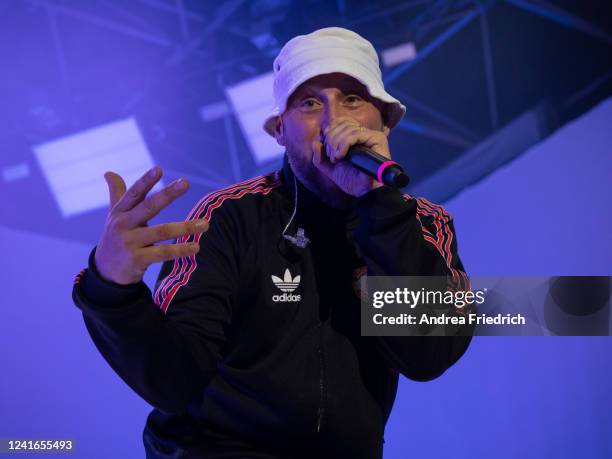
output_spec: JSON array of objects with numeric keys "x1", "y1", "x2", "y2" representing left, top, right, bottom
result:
[{"x1": 1, "y1": 99, "x2": 610, "y2": 458}]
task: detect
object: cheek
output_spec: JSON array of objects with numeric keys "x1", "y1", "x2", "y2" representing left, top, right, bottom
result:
[
  {"x1": 360, "y1": 104, "x2": 386, "y2": 130},
  {"x1": 284, "y1": 117, "x2": 321, "y2": 148}
]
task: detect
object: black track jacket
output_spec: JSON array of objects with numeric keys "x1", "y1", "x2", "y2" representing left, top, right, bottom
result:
[{"x1": 72, "y1": 156, "x2": 473, "y2": 458}]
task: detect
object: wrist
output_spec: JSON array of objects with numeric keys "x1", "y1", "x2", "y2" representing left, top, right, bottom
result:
[
  {"x1": 92, "y1": 247, "x2": 140, "y2": 287},
  {"x1": 78, "y1": 248, "x2": 147, "y2": 308}
]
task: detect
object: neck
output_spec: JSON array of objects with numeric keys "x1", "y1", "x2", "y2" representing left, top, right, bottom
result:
[{"x1": 281, "y1": 153, "x2": 356, "y2": 210}]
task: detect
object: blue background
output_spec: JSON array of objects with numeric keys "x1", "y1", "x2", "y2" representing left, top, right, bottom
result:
[{"x1": 1, "y1": 1, "x2": 611, "y2": 458}]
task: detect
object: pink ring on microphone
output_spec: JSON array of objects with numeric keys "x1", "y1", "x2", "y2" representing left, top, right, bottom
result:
[{"x1": 377, "y1": 160, "x2": 399, "y2": 184}]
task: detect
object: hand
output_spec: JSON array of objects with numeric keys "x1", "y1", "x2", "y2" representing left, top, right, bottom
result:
[
  {"x1": 311, "y1": 117, "x2": 391, "y2": 197},
  {"x1": 94, "y1": 166, "x2": 209, "y2": 285}
]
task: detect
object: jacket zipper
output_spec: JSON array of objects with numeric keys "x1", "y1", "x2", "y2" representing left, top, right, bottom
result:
[{"x1": 316, "y1": 323, "x2": 326, "y2": 433}]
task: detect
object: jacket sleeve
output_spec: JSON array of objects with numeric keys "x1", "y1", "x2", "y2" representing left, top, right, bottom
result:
[
  {"x1": 72, "y1": 201, "x2": 238, "y2": 414},
  {"x1": 353, "y1": 186, "x2": 474, "y2": 382}
]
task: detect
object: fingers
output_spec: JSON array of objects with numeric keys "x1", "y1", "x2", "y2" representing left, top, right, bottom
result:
[
  {"x1": 96, "y1": 166, "x2": 199, "y2": 285},
  {"x1": 113, "y1": 166, "x2": 163, "y2": 214},
  {"x1": 126, "y1": 219, "x2": 209, "y2": 247},
  {"x1": 322, "y1": 119, "x2": 390, "y2": 163},
  {"x1": 322, "y1": 120, "x2": 363, "y2": 163},
  {"x1": 331, "y1": 126, "x2": 364, "y2": 163},
  {"x1": 323, "y1": 120, "x2": 357, "y2": 146},
  {"x1": 134, "y1": 241, "x2": 201, "y2": 267},
  {"x1": 104, "y1": 171, "x2": 127, "y2": 209},
  {"x1": 122, "y1": 178, "x2": 189, "y2": 228},
  {"x1": 312, "y1": 140, "x2": 333, "y2": 175}
]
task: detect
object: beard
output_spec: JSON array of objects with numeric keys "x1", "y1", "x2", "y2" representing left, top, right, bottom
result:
[{"x1": 285, "y1": 144, "x2": 356, "y2": 209}]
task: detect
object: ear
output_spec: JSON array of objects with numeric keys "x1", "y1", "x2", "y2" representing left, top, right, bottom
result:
[
  {"x1": 383, "y1": 125, "x2": 390, "y2": 137},
  {"x1": 273, "y1": 116, "x2": 285, "y2": 147}
]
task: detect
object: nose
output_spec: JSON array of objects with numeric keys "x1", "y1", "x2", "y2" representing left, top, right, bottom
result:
[{"x1": 320, "y1": 100, "x2": 343, "y2": 133}]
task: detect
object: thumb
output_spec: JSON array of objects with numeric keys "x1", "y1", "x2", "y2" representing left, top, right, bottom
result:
[
  {"x1": 312, "y1": 140, "x2": 333, "y2": 175},
  {"x1": 104, "y1": 171, "x2": 127, "y2": 210}
]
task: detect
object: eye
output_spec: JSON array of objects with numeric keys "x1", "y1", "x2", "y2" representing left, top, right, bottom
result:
[
  {"x1": 345, "y1": 94, "x2": 363, "y2": 105},
  {"x1": 298, "y1": 98, "x2": 321, "y2": 111}
]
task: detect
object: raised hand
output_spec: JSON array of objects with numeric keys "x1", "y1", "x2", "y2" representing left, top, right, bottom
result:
[{"x1": 94, "y1": 166, "x2": 209, "y2": 285}]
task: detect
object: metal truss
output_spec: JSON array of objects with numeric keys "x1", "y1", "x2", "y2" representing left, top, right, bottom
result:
[{"x1": 17, "y1": 0, "x2": 612, "y2": 190}]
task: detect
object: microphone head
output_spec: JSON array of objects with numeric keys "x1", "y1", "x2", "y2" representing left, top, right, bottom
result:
[{"x1": 383, "y1": 166, "x2": 410, "y2": 188}]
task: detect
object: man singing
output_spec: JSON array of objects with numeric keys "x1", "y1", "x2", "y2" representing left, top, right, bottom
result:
[{"x1": 73, "y1": 27, "x2": 473, "y2": 459}]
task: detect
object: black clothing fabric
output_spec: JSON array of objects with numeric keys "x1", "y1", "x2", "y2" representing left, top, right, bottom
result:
[{"x1": 73, "y1": 157, "x2": 473, "y2": 458}]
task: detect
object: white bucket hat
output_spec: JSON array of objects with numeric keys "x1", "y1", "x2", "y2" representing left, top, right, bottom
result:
[{"x1": 262, "y1": 27, "x2": 406, "y2": 137}]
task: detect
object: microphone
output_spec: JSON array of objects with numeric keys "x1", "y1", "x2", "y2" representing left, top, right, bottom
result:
[{"x1": 347, "y1": 145, "x2": 410, "y2": 188}]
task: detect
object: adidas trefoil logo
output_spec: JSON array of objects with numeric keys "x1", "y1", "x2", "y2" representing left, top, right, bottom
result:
[
  {"x1": 271, "y1": 269, "x2": 301, "y2": 302},
  {"x1": 271, "y1": 269, "x2": 301, "y2": 292}
]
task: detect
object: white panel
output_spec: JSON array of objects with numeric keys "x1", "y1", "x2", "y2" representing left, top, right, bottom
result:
[
  {"x1": 33, "y1": 118, "x2": 162, "y2": 217},
  {"x1": 224, "y1": 72, "x2": 284, "y2": 164}
]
